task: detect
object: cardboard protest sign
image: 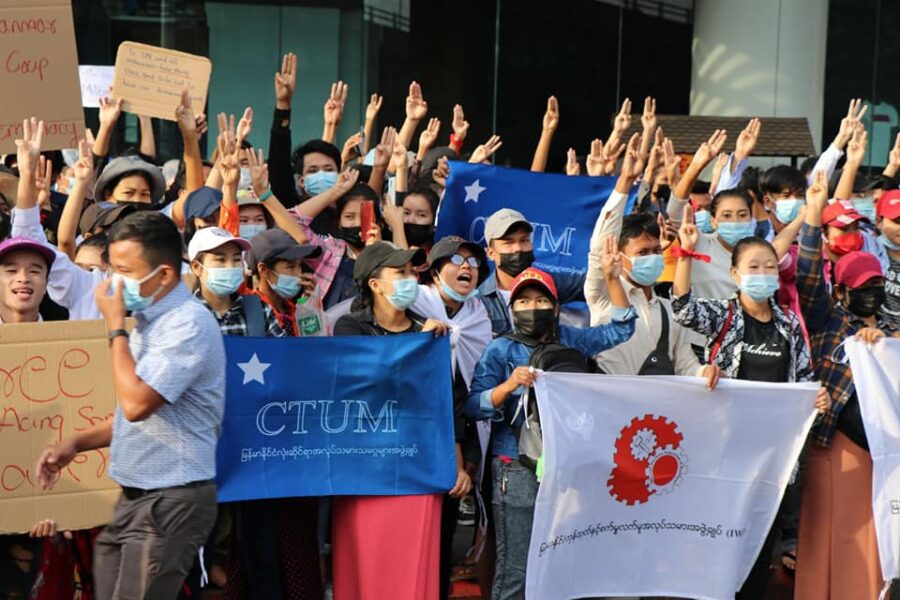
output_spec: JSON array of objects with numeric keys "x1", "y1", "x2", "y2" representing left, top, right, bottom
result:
[
  {"x1": 0, "y1": 0, "x2": 86, "y2": 153},
  {"x1": 79, "y1": 65, "x2": 114, "y2": 108},
  {"x1": 0, "y1": 320, "x2": 119, "y2": 534},
  {"x1": 113, "y1": 41, "x2": 211, "y2": 120}
]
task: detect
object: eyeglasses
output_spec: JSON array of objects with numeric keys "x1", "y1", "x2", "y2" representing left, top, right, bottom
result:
[{"x1": 449, "y1": 254, "x2": 481, "y2": 268}]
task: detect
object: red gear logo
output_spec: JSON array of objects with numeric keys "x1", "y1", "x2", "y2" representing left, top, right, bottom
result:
[{"x1": 607, "y1": 414, "x2": 687, "y2": 505}]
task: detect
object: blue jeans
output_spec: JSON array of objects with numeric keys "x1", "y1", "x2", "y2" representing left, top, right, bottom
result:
[{"x1": 491, "y1": 457, "x2": 539, "y2": 600}]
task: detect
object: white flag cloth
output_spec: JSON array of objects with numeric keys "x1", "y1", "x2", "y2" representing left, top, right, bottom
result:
[
  {"x1": 528, "y1": 373, "x2": 817, "y2": 600},
  {"x1": 846, "y1": 338, "x2": 900, "y2": 581}
]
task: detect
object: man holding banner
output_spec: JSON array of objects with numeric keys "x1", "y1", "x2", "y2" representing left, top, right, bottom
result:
[{"x1": 33, "y1": 212, "x2": 225, "y2": 599}]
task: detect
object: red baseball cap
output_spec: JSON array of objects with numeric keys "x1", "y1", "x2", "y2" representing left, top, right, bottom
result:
[
  {"x1": 877, "y1": 189, "x2": 900, "y2": 220},
  {"x1": 834, "y1": 251, "x2": 883, "y2": 288},
  {"x1": 510, "y1": 267, "x2": 558, "y2": 302},
  {"x1": 823, "y1": 200, "x2": 866, "y2": 228},
  {"x1": 0, "y1": 237, "x2": 55, "y2": 268}
]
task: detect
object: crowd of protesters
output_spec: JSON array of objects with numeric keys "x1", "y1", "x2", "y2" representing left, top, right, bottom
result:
[{"x1": 0, "y1": 48, "x2": 896, "y2": 600}]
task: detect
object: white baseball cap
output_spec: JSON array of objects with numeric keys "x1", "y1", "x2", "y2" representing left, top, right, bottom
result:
[{"x1": 188, "y1": 227, "x2": 251, "y2": 261}]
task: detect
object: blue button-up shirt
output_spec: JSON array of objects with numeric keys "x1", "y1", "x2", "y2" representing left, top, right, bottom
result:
[
  {"x1": 109, "y1": 283, "x2": 226, "y2": 489},
  {"x1": 466, "y1": 306, "x2": 637, "y2": 458},
  {"x1": 478, "y1": 269, "x2": 587, "y2": 336}
]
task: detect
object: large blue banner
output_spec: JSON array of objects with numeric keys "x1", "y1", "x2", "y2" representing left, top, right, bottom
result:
[
  {"x1": 435, "y1": 162, "x2": 631, "y2": 276},
  {"x1": 216, "y1": 334, "x2": 457, "y2": 502}
]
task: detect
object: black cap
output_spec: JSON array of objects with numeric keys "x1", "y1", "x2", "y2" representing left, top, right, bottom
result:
[
  {"x1": 247, "y1": 228, "x2": 322, "y2": 270},
  {"x1": 426, "y1": 235, "x2": 489, "y2": 286},
  {"x1": 79, "y1": 202, "x2": 137, "y2": 235},
  {"x1": 353, "y1": 241, "x2": 426, "y2": 282}
]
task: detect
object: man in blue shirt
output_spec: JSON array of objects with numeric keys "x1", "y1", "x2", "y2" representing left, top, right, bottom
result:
[
  {"x1": 35, "y1": 212, "x2": 225, "y2": 599},
  {"x1": 478, "y1": 208, "x2": 587, "y2": 336}
]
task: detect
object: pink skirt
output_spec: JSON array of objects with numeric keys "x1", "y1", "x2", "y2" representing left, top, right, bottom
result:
[{"x1": 332, "y1": 494, "x2": 443, "y2": 600}]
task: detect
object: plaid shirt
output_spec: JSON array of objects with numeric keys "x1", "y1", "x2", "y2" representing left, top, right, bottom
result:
[
  {"x1": 797, "y1": 222, "x2": 897, "y2": 448},
  {"x1": 288, "y1": 209, "x2": 347, "y2": 300},
  {"x1": 194, "y1": 291, "x2": 286, "y2": 338}
]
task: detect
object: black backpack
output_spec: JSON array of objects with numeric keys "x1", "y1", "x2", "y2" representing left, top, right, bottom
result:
[{"x1": 503, "y1": 333, "x2": 599, "y2": 471}]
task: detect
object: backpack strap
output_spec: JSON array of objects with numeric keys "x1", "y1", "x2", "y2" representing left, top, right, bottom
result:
[
  {"x1": 708, "y1": 301, "x2": 735, "y2": 363},
  {"x1": 241, "y1": 294, "x2": 266, "y2": 337},
  {"x1": 655, "y1": 302, "x2": 670, "y2": 356}
]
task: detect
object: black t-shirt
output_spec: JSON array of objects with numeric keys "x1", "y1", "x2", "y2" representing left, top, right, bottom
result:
[
  {"x1": 884, "y1": 255, "x2": 900, "y2": 329},
  {"x1": 323, "y1": 253, "x2": 360, "y2": 310},
  {"x1": 737, "y1": 312, "x2": 790, "y2": 382}
]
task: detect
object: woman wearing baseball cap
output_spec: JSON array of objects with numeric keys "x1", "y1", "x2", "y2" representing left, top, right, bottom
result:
[
  {"x1": 794, "y1": 173, "x2": 899, "y2": 600},
  {"x1": 331, "y1": 241, "x2": 450, "y2": 599},
  {"x1": 466, "y1": 237, "x2": 637, "y2": 599}
]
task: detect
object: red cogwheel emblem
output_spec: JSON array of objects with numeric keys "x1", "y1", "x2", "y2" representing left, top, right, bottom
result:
[{"x1": 607, "y1": 414, "x2": 687, "y2": 505}]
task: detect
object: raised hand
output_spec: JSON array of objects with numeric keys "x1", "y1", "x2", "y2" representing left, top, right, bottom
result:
[
  {"x1": 175, "y1": 90, "x2": 197, "y2": 137},
  {"x1": 235, "y1": 107, "x2": 253, "y2": 146},
  {"x1": 566, "y1": 148, "x2": 581, "y2": 176},
  {"x1": 366, "y1": 93, "x2": 383, "y2": 121},
  {"x1": 342, "y1": 132, "x2": 362, "y2": 164},
  {"x1": 586, "y1": 139, "x2": 606, "y2": 177},
  {"x1": 246, "y1": 148, "x2": 270, "y2": 196},
  {"x1": 806, "y1": 169, "x2": 829, "y2": 212},
  {"x1": 619, "y1": 133, "x2": 642, "y2": 180},
  {"x1": 373, "y1": 126, "x2": 397, "y2": 170},
  {"x1": 216, "y1": 112, "x2": 237, "y2": 159},
  {"x1": 542, "y1": 96, "x2": 559, "y2": 132},
  {"x1": 601, "y1": 235, "x2": 624, "y2": 280},
  {"x1": 678, "y1": 205, "x2": 699, "y2": 251},
  {"x1": 219, "y1": 144, "x2": 241, "y2": 188},
  {"x1": 324, "y1": 81, "x2": 348, "y2": 126},
  {"x1": 98, "y1": 92, "x2": 123, "y2": 128},
  {"x1": 603, "y1": 139, "x2": 626, "y2": 175},
  {"x1": 662, "y1": 137, "x2": 681, "y2": 186},
  {"x1": 391, "y1": 139, "x2": 409, "y2": 172},
  {"x1": 405, "y1": 81, "x2": 428, "y2": 121},
  {"x1": 14, "y1": 117, "x2": 44, "y2": 176},
  {"x1": 195, "y1": 113, "x2": 209, "y2": 138},
  {"x1": 734, "y1": 118, "x2": 761, "y2": 161},
  {"x1": 72, "y1": 138, "x2": 94, "y2": 183},
  {"x1": 334, "y1": 168, "x2": 361, "y2": 196},
  {"x1": 34, "y1": 156, "x2": 53, "y2": 200},
  {"x1": 469, "y1": 135, "x2": 502, "y2": 164},
  {"x1": 709, "y1": 152, "x2": 729, "y2": 192},
  {"x1": 658, "y1": 213, "x2": 678, "y2": 249},
  {"x1": 641, "y1": 97, "x2": 657, "y2": 132},
  {"x1": 846, "y1": 123, "x2": 868, "y2": 165},
  {"x1": 418, "y1": 117, "x2": 441, "y2": 153},
  {"x1": 613, "y1": 98, "x2": 632, "y2": 134},
  {"x1": 835, "y1": 98, "x2": 868, "y2": 150},
  {"x1": 433, "y1": 155, "x2": 450, "y2": 188},
  {"x1": 452, "y1": 104, "x2": 469, "y2": 140},
  {"x1": 274, "y1": 52, "x2": 297, "y2": 109},
  {"x1": 691, "y1": 129, "x2": 727, "y2": 169}
]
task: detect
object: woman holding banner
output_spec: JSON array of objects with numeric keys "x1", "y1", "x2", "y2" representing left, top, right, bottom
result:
[
  {"x1": 332, "y1": 241, "x2": 452, "y2": 599},
  {"x1": 671, "y1": 199, "x2": 828, "y2": 598}
]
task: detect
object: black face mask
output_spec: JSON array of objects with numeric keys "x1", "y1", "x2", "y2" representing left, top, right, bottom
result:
[
  {"x1": 514, "y1": 308, "x2": 557, "y2": 339},
  {"x1": 847, "y1": 286, "x2": 886, "y2": 318},
  {"x1": 498, "y1": 250, "x2": 535, "y2": 277},
  {"x1": 338, "y1": 226, "x2": 363, "y2": 248},
  {"x1": 404, "y1": 223, "x2": 434, "y2": 247}
]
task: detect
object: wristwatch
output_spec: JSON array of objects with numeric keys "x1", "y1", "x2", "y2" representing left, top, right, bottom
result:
[{"x1": 107, "y1": 329, "x2": 129, "y2": 345}]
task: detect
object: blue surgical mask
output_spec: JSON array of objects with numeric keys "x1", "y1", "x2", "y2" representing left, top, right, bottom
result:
[
  {"x1": 382, "y1": 277, "x2": 420, "y2": 310},
  {"x1": 695, "y1": 210, "x2": 714, "y2": 233},
  {"x1": 239, "y1": 223, "x2": 267, "y2": 240},
  {"x1": 739, "y1": 273, "x2": 780, "y2": 302},
  {"x1": 438, "y1": 275, "x2": 478, "y2": 303},
  {"x1": 775, "y1": 199, "x2": 803, "y2": 224},
  {"x1": 880, "y1": 235, "x2": 900, "y2": 251},
  {"x1": 852, "y1": 196, "x2": 876, "y2": 222},
  {"x1": 717, "y1": 221, "x2": 755, "y2": 247},
  {"x1": 271, "y1": 273, "x2": 301, "y2": 299},
  {"x1": 626, "y1": 254, "x2": 664, "y2": 286},
  {"x1": 111, "y1": 265, "x2": 163, "y2": 312},
  {"x1": 304, "y1": 171, "x2": 338, "y2": 196},
  {"x1": 203, "y1": 266, "x2": 244, "y2": 297}
]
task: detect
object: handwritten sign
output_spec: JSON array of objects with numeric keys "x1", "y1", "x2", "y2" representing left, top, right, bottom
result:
[
  {"x1": 112, "y1": 41, "x2": 211, "y2": 120},
  {"x1": 79, "y1": 65, "x2": 114, "y2": 108},
  {"x1": 0, "y1": 0, "x2": 86, "y2": 153},
  {"x1": 0, "y1": 320, "x2": 119, "y2": 534}
]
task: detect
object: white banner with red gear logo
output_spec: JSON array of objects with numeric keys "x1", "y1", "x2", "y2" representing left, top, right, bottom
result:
[
  {"x1": 846, "y1": 338, "x2": 900, "y2": 582},
  {"x1": 528, "y1": 373, "x2": 818, "y2": 600}
]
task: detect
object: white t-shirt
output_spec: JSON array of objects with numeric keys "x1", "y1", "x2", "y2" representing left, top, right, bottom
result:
[{"x1": 690, "y1": 233, "x2": 738, "y2": 300}]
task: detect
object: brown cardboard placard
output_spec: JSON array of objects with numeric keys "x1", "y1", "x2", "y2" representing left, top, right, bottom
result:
[
  {"x1": 112, "y1": 41, "x2": 211, "y2": 121},
  {"x1": 0, "y1": 320, "x2": 120, "y2": 534},
  {"x1": 0, "y1": 0, "x2": 86, "y2": 153}
]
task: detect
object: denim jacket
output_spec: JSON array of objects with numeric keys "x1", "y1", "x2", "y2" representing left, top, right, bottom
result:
[
  {"x1": 466, "y1": 306, "x2": 637, "y2": 458},
  {"x1": 478, "y1": 269, "x2": 587, "y2": 336}
]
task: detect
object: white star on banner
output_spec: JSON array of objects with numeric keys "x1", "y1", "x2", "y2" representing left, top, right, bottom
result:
[
  {"x1": 464, "y1": 179, "x2": 486, "y2": 203},
  {"x1": 237, "y1": 353, "x2": 271, "y2": 385}
]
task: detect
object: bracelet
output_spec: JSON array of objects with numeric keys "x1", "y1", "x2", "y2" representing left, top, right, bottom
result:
[
  {"x1": 258, "y1": 189, "x2": 273, "y2": 202},
  {"x1": 107, "y1": 329, "x2": 129, "y2": 345},
  {"x1": 671, "y1": 246, "x2": 712, "y2": 263}
]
